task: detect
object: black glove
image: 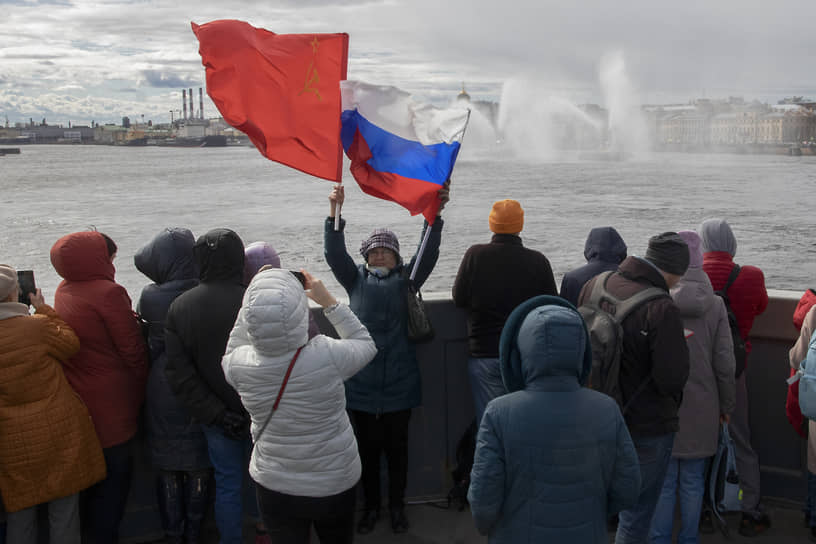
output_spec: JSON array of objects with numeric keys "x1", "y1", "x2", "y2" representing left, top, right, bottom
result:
[{"x1": 214, "y1": 410, "x2": 249, "y2": 440}]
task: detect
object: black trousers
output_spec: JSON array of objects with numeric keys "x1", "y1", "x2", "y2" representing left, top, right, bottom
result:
[
  {"x1": 256, "y1": 483, "x2": 357, "y2": 544},
  {"x1": 350, "y1": 409, "x2": 411, "y2": 511}
]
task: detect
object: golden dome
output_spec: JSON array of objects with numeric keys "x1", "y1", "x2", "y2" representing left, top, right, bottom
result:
[{"x1": 457, "y1": 82, "x2": 470, "y2": 102}]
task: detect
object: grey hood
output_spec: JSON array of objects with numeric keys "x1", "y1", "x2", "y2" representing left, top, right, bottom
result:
[
  {"x1": 671, "y1": 267, "x2": 715, "y2": 319},
  {"x1": 698, "y1": 218, "x2": 737, "y2": 257},
  {"x1": 239, "y1": 268, "x2": 309, "y2": 357}
]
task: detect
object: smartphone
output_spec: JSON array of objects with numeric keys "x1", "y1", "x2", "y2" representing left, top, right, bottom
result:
[
  {"x1": 17, "y1": 270, "x2": 36, "y2": 306},
  {"x1": 289, "y1": 270, "x2": 307, "y2": 288}
]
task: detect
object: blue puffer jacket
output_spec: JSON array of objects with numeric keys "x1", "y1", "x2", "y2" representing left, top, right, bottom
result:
[
  {"x1": 135, "y1": 228, "x2": 210, "y2": 471},
  {"x1": 468, "y1": 296, "x2": 641, "y2": 543},
  {"x1": 559, "y1": 226, "x2": 627, "y2": 306},
  {"x1": 324, "y1": 216, "x2": 442, "y2": 414}
]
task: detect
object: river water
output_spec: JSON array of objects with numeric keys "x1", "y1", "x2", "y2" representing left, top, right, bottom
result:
[{"x1": 2, "y1": 144, "x2": 814, "y2": 303}]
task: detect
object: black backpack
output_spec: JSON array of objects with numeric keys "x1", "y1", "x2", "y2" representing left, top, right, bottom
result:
[
  {"x1": 578, "y1": 271, "x2": 668, "y2": 409},
  {"x1": 714, "y1": 265, "x2": 748, "y2": 379}
]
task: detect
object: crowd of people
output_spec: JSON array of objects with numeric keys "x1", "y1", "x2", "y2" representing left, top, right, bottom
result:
[{"x1": 1, "y1": 180, "x2": 802, "y2": 544}]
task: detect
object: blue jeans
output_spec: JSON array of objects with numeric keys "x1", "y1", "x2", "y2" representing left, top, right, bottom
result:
[
  {"x1": 649, "y1": 457, "x2": 707, "y2": 544},
  {"x1": 467, "y1": 357, "x2": 506, "y2": 425},
  {"x1": 615, "y1": 433, "x2": 675, "y2": 544},
  {"x1": 201, "y1": 425, "x2": 255, "y2": 544}
]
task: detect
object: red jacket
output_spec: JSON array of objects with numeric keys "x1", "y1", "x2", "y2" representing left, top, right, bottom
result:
[
  {"x1": 787, "y1": 289, "x2": 816, "y2": 438},
  {"x1": 51, "y1": 232, "x2": 148, "y2": 448},
  {"x1": 701, "y1": 251, "x2": 768, "y2": 355}
]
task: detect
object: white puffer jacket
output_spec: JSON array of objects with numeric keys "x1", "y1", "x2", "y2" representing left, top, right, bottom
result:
[{"x1": 222, "y1": 269, "x2": 377, "y2": 497}]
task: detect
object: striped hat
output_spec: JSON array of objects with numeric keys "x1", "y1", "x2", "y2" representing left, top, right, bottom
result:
[{"x1": 360, "y1": 229, "x2": 400, "y2": 260}]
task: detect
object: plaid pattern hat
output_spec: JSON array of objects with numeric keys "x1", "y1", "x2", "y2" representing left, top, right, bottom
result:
[{"x1": 360, "y1": 229, "x2": 400, "y2": 260}]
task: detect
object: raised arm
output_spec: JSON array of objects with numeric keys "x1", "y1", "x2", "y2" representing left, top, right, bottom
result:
[
  {"x1": 405, "y1": 181, "x2": 449, "y2": 289},
  {"x1": 405, "y1": 218, "x2": 444, "y2": 289},
  {"x1": 324, "y1": 184, "x2": 359, "y2": 293},
  {"x1": 322, "y1": 304, "x2": 377, "y2": 380},
  {"x1": 305, "y1": 270, "x2": 376, "y2": 378},
  {"x1": 31, "y1": 289, "x2": 80, "y2": 362}
]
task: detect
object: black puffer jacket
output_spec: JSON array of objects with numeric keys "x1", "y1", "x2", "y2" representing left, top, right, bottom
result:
[
  {"x1": 135, "y1": 228, "x2": 210, "y2": 471},
  {"x1": 165, "y1": 229, "x2": 246, "y2": 425},
  {"x1": 578, "y1": 256, "x2": 689, "y2": 437}
]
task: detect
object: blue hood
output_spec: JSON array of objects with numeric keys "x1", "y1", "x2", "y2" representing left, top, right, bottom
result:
[
  {"x1": 134, "y1": 227, "x2": 198, "y2": 285},
  {"x1": 499, "y1": 295, "x2": 592, "y2": 392},
  {"x1": 584, "y1": 226, "x2": 627, "y2": 264}
]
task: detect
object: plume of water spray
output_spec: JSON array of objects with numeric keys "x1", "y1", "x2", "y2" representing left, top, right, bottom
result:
[
  {"x1": 599, "y1": 52, "x2": 649, "y2": 153},
  {"x1": 497, "y1": 77, "x2": 604, "y2": 160}
]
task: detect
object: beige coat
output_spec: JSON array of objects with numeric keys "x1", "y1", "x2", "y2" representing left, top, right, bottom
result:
[
  {"x1": 0, "y1": 302, "x2": 106, "y2": 511},
  {"x1": 790, "y1": 305, "x2": 816, "y2": 473}
]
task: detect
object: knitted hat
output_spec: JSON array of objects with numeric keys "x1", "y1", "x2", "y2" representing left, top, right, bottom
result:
[
  {"x1": 243, "y1": 241, "x2": 281, "y2": 285},
  {"x1": 677, "y1": 230, "x2": 703, "y2": 269},
  {"x1": 0, "y1": 265, "x2": 18, "y2": 301},
  {"x1": 489, "y1": 200, "x2": 524, "y2": 234},
  {"x1": 645, "y1": 232, "x2": 690, "y2": 276},
  {"x1": 360, "y1": 229, "x2": 400, "y2": 260}
]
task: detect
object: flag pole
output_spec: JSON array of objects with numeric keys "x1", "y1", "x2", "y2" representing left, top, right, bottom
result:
[
  {"x1": 334, "y1": 185, "x2": 342, "y2": 231},
  {"x1": 409, "y1": 108, "x2": 471, "y2": 281}
]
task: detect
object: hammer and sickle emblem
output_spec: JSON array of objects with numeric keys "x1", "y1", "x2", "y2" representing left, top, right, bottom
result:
[{"x1": 300, "y1": 37, "x2": 322, "y2": 100}]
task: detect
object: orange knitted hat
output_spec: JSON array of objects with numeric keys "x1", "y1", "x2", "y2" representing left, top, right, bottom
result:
[{"x1": 489, "y1": 200, "x2": 524, "y2": 234}]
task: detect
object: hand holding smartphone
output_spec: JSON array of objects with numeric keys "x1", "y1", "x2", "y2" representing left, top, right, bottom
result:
[{"x1": 17, "y1": 270, "x2": 36, "y2": 306}]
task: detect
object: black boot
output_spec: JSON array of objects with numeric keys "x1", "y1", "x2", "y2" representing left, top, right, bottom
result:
[
  {"x1": 184, "y1": 469, "x2": 212, "y2": 544},
  {"x1": 356, "y1": 509, "x2": 379, "y2": 534},
  {"x1": 157, "y1": 471, "x2": 185, "y2": 542},
  {"x1": 390, "y1": 507, "x2": 409, "y2": 534}
]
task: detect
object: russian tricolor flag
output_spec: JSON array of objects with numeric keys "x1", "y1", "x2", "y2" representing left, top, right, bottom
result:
[{"x1": 340, "y1": 81, "x2": 469, "y2": 224}]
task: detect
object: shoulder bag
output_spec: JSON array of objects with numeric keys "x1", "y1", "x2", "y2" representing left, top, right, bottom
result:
[{"x1": 253, "y1": 346, "x2": 303, "y2": 442}]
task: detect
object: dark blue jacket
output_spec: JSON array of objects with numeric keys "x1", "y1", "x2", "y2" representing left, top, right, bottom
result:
[
  {"x1": 324, "y1": 217, "x2": 442, "y2": 414},
  {"x1": 468, "y1": 296, "x2": 640, "y2": 543},
  {"x1": 135, "y1": 228, "x2": 210, "y2": 471},
  {"x1": 559, "y1": 227, "x2": 627, "y2": 306}
]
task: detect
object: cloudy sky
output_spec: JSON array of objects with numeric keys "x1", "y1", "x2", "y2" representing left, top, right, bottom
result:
[{"x1": 2, "y1": 0, "x2": 815, "y2": 127}]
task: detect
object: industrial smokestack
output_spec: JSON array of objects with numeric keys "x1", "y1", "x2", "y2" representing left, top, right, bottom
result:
[
  {"x1": 182, "y1": 89, "x2": 187, "y2": 121},
  {"x1": 189, "y1": 88, "x2": 194, "y2": 120},
  {"x1": 199, "y1": 87, "x2": 204, "y2": 120}
]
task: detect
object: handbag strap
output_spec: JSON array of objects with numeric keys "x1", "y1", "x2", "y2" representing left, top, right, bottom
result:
[{"x1": 255, "y1": 346, "x2": 303, "y2": 441}]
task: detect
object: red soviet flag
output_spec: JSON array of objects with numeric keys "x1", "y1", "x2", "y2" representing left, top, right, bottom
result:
[{"x1": 192, "y1": 20, "x2": 349, "y2": 182}]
